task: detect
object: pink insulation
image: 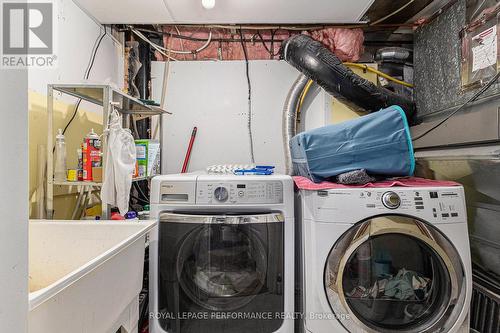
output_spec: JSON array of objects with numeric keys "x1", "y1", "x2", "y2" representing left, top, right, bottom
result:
[
  {"x1": 304, "y1": 28, "x2": 364, "y2": 61},
  {"x1": 155, "y1": 26, "x2": 364, "y2": 62}
]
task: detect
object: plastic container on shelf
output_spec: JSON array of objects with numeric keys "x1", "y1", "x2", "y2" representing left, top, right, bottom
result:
[
  {"x1": 54, "y1": 129, "x2": 67, "y2": 182},
  {"x1": 82, "y1": 128, "x2": 101, "y2": 181}
]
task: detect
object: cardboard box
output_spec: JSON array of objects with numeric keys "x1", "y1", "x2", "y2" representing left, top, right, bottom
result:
[{"x1": 92, "y1": 167, "x2": 103, "y2": 183}]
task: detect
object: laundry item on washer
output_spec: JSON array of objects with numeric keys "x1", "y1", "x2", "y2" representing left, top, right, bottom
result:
[
  {"x1": 290, "y1": 105, "x2": 415, "y2": 183},
  {"x1": 206, "y1": 164, "x2": 275, "y2": 175},
  {"x1": 336, "y1": 169, "x2": 376, "y2": 185}
]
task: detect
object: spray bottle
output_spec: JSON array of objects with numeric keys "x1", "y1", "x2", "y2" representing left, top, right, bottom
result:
[
  {"x1": 82, "y1": 128, "x2": 101, "y2": 181},
  {"x1": 54, "y1": 129, "x2": 67, "y2": 182}
]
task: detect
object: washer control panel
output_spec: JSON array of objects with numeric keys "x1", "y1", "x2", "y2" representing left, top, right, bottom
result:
[
  {"x1": 314, "y1": 187, "x2": 466, "y2": 224},
  {"x1": 197, "y1": 180, "x2": 283, "y2": 204}
]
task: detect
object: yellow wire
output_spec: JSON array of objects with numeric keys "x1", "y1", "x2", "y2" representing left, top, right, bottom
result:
[
  {"x1": 343, "y1": 62, "x2": 414, "y2": 88},
  {"x1": 298, "y1": 79, "x2": 314, "y2": 110}
]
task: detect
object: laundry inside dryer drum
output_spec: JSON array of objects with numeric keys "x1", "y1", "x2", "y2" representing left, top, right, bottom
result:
[
  {"x1": 324, "y1": 216, "x2": 466, "y2": 333},
  {"x1": 338, "y1": 234, "x2": 450, "y2": 330}
]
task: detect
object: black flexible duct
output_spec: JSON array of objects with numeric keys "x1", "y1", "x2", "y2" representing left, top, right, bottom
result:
[{"x1": 280, "y1": 34, "x2": 417, "y2": 124}]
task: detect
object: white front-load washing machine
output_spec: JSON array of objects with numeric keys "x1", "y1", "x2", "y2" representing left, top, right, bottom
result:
[
  {"x1": 296, "y1": 185, "x2": 472, "y2": 333},
  {"x1": 149, "y1": 173, "x2": 294, "y2": 333}
]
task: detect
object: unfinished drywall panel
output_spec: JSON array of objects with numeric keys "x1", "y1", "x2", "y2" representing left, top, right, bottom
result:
[
  {"x1": 151, "y1": 60, "x2": 329, "y2": 174},
  {"x1": 414, "y1": 0, "x2": 500, "y2": 118}
]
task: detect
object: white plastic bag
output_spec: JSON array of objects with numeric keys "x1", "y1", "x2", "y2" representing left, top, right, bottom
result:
[{"x1": 101, "y1": 110, "x2": 136, "y2": 215}]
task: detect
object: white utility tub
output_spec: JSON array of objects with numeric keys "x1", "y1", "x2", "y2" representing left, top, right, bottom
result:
[{"x1": 28, "y1": 220, "x2": 156, "y2": 333}]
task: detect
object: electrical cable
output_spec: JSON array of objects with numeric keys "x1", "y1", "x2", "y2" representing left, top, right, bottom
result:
[
  {"x1": 133, "y1": 27, "x2": 287, "y2": 43},
  {"x1": 57, "y1": 26, "x2": 107, "y2": 144},
  {"x1": 84, "y1": 29, "x2": 107, "y2": 80},
  {"x1": 174, "y1": 25, "x2": 188, "y2": 60},
  {"x1": 412, "y1": 71, "x2": 500, "y2": 141},
  {"x1": 239, "y1": 28, "x2": 255, "y2": 164},
  {"x1": 130, "y1": 193, "x2": 149, "y2": 205},
  {"x1": 255, "y1": 30, "x2": 281, "y2": 58},
  {"x1": 270, "y1": 29, "x2": 277, "y2": 59},
  {"x1": 133, "y1": 182, "x2": 150, "y2": 202},
  {"x1": 130, "y1": 27, "x2": 212, "y2": 56},
  {"x1": 152, "y1": 34, "x2": 174, "y2": 140},
  {"x1": 130, "y1": 28, "x2": 178, "y2": 61}
]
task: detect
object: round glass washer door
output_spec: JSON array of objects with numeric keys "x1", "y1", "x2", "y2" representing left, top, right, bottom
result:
[
  {"x1": 177, "y1": 223, "x2": 268, "y2": 311},
  {"x1": 324, "y1": 216, "x2": 466, "y2": 333}
]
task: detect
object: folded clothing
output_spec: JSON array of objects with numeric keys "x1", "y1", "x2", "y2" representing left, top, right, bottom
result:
[
  {"x1": 336, "y1": 169, "x2": 376, "y2": 185},
  {"x1": 290, "y1": 105, "x2": 415, "y2": 183}
]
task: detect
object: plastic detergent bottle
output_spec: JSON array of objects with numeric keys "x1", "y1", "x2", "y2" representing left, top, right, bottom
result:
[
  {"x1": 54, "y1": 129, "x2": 67, "y2": 182},
  {"x1": 82, "y1": 128, "x2": 101, "y2": 181}
]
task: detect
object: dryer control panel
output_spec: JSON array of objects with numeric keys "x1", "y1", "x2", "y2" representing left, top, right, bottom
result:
[
  {"x1": 313, "y1": 186, "x2": 466, "y2": 224},
  {"x1": 196, "y1": 180, "x2": 283, "y2": 204}
]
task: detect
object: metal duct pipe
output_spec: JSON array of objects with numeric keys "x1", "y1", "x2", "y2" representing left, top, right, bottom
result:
[
  {"x1": 375, "y1": 47, "x2": 413, "y2": 64},
  {"x1": 282, "y1": 74, "x2": 309, "y2": 175}
]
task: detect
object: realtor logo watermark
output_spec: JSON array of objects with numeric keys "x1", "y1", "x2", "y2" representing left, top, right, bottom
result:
[{"x1": 1, "y1": 0, "x2": 57, "y2": 68}]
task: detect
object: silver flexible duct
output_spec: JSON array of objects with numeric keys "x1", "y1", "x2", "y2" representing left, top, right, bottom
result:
[{"x1": 282, "y1": 74, "x2": 309, "y2": 175}]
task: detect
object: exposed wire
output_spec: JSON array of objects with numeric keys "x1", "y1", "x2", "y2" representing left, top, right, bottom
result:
[
  {"x1": 174, "y1": 25, "x2": 188, "y2": 60},
  {"x1": 412, "y1": 71, "x2": 500, "y2": 141},
  {"x1": 182, "y1": 24, "x2": 329, "y2": 31},
  {"x1": 134, "y1": 27, "x2": 287, "y2": 43},
  {"x1": 84, "y1": 29, "x2": 107, "y2": 80},
  {"x1": 270, "y1": 29, "x2": 277, "y2": 59},
  {"x1": 343, "y1": 62, "x2": 414, "y2": 88},
  {"x1": 152, "y1": 32, "x2": 174, "y2": 140},
  {"x1": 239, "y1": 28, "x2": 255, "y2": 164},
  {"x1": 60, "y1": 26, "x2": 107, "y2": 139},
  {"x1": 130, "y1": 193, "x2": 149, "y2": 205},
  {"x1": 371, "y1": 0, "x2": 416, "y2": 26},
  {"x1": 130, "y1": 28, "x2": 178, "y2": 61},
  {"x1": 130, "y1": 27, "x2": 212, "y2": 56},
  {"x1": 254, "y1": 31, "x2": 280, "y2": 57},
  {"x1": 133, "y1": 182, "x2": 150, "y2": 203}
]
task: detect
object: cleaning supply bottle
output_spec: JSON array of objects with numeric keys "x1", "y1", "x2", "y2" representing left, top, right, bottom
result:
[
  {"x1": 83, "y1": 128, "x2": 101, "y2": 181},
  {"x1": 54, "y1": 129, "x2": 67, "y2": 182}
]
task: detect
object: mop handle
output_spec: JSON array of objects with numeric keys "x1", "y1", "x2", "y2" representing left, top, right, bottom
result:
[{"x1": 181, "y1": 126, "x2": 197, "y2": 173}]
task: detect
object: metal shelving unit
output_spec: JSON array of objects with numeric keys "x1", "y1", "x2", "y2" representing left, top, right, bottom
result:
[{"x1": 46, "y1": 84, "x2": 169, "y2": 219}]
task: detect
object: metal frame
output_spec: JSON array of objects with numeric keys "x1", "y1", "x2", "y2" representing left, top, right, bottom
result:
[{"x1": 46, "y1": 83, "x2": 169, "y2": 219}]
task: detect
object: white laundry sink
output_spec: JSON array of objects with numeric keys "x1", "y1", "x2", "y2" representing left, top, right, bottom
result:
[{"x1": 28, "y1": 219, "x2": 156, "y2": 333}]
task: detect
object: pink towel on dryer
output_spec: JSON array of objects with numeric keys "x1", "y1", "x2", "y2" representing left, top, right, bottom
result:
[{"x1": 293, "y1": 176, "x2": 460, "y2": 191}]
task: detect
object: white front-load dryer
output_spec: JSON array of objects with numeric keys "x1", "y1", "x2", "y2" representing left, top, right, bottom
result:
[
  {"x1": 296, "y1": 186, "x2": 472, "y2": 333},
  {"x1": 149, "y1": 173, "x2": 295, "y2": 333}
]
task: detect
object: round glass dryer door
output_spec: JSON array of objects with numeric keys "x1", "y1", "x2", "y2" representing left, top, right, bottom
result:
[
  {"x1": 324, "y1": 216, "x2": 466, "y2": 333},
  {"x1": 177, "y1": 222, "x2": 268, "y2": 311}
]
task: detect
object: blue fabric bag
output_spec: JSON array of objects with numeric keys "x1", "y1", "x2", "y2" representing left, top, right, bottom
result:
[{"x1": 290, "y1": 105, "x2": 415, "y2": 183}]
